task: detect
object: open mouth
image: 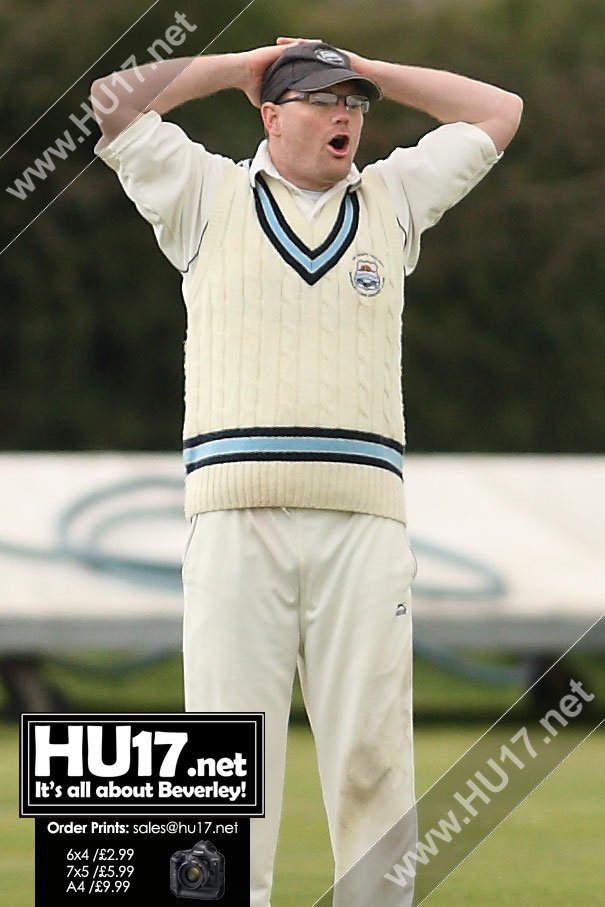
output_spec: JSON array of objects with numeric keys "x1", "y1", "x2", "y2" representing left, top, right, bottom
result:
[{"x1": 328, "y1": 134, "x2": 350, "y2": 156}]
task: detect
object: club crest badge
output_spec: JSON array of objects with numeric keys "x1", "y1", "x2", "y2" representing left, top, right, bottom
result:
[{"x1": 349, "y1": 254, "x2": 385, "y2": 297}]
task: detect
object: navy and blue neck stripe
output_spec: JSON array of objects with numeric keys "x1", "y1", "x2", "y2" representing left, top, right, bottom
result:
[
  {"x1": 253, "y1": 174, "x2": 360, "y2": 285},
  {"x1": 184, "y1": 426, "x2": 403, "y2": 479}
]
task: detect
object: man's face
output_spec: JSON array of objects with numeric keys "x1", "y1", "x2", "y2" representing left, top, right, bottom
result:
[{"x1": 262, "y1": 81, "x2": 367, "y2": 191}]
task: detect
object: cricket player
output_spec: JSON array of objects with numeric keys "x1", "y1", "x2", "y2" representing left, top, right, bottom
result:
[{"x1": 91, "y1": 36, "x2": 522, "y2": 906}]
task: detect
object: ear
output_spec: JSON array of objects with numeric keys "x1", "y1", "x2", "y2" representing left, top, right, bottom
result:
[{"x1": 261, "y1": 102, "x2": 283, "y2": 137}]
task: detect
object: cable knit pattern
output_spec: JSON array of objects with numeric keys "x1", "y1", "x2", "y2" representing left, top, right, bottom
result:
[
  {"x1": 318, "y1": 277, "x2": 339, "y2": 427},
  {"x1": 355, "y1": 296, "x2": 373, "y2": 427},
  {"x1": 375, "y1": 183, "x2": 402, "y2": 442},
  {"x1": 277, "y1": 268, "x2": 300, "y2": 425},
  {"x1": 182, "y1": 163, "x2": 407, "y2": 522}
]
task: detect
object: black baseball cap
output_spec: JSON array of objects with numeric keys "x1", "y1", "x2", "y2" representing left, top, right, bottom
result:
[{"x1": 260, "y1": 42, "x2": 382, "y2": 104}]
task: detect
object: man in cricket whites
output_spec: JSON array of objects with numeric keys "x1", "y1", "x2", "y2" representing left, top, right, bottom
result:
[{"x1": 91, "y1": 34, "x2": 522, "y2": 907}]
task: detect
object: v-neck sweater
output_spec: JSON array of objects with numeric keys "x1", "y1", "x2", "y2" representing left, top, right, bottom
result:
[{"x1": 182, "y1": 162, "x2": 408, "y2": 522}]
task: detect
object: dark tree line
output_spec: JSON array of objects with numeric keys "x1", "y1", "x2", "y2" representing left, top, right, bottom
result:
[{"x1": 1, "y1": 0, "x2": 603, "y2": 453}]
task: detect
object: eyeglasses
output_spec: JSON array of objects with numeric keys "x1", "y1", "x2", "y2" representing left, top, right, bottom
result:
[{"x1": 276, "y1": 91, "x2": 370, "y2": 113}]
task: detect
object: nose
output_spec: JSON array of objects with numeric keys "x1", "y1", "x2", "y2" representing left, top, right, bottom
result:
[{"x1": 331, "y1": 101, "x2": 350, "y2": 121}]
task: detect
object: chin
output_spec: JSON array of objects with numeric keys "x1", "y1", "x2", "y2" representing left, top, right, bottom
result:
[{"x1": 328, "y1": 157, "x2": 351, "y2": 176}]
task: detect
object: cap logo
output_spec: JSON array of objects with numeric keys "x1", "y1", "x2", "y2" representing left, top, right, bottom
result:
[{"x1": 315, "y1": 48, "x2": 346, "y2": 66}]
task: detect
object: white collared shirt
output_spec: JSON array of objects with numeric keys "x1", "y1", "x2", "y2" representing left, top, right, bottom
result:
[
  {"x1": 246, "y1": 139, "x2": 362, "y2": 220},
  {"x1": 96, "y1": 110, "x2": 500, "y2": 278}
]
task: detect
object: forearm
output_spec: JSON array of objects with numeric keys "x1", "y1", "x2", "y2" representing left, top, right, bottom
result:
[
  {"x1": 356, "y1": 59, "x2": 523, "y2": 152},
  {"x1": 90, "y1": 53, "x2": 246, "y2": 143}
]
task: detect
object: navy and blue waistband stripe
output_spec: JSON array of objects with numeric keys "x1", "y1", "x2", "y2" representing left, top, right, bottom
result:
[
  {"x1": 184, "y1": 426, "x2": 404, "y2": 451},
  {"x1": 183, "y1": 427, "x2": 403, "y2": 478},
  {"x1": 253, "y1": 175, "x2": 359, "y2": 286}
]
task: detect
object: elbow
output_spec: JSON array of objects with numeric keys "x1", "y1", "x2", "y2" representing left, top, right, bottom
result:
[
  {"x1": 89, "y1": 77, "x2": 109, "y2": 126},
  {"x1": 492, "y1": 90, "x2": 524, "y2": 153},
  {"x1": 89, "y1": 77, "x2": 105, "y2": 105},
  {"x1": 90, "y1": 75, "x2": 127, "y2": 119},
  {"x1": 503, "y1": 90, "x2": 524, "y2": 137},
  {"x1": 508, "y1": 91, "x2": 524, "y2": 130},
  {"x1": 89, "y1": 76, "x2": 131, "y2": 143}
]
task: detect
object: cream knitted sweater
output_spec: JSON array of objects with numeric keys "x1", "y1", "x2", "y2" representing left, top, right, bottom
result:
[{"x1": 182, "y1": 162, "x2": 408, "y2": 522}]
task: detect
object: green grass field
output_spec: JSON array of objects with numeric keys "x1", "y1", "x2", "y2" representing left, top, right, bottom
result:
[
  {"x1": 2, "y1": 720, "x2": 603, "y2": 906},
  {"x1": 0, "y1": 659, "x2": 605, "y2": 907},
  {"x1": 278, "y1": 725, "x2": 605, "y2": 906}
]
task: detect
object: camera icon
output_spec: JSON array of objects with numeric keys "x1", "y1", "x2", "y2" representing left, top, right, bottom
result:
[{"x1": 170, "y1": 840, "x2": 225, "y2": 900}]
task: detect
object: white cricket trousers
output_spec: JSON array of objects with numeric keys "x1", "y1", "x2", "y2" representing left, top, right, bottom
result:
[{"x1": 182, "y1": 508, "x2": 417, "y2": 907}]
